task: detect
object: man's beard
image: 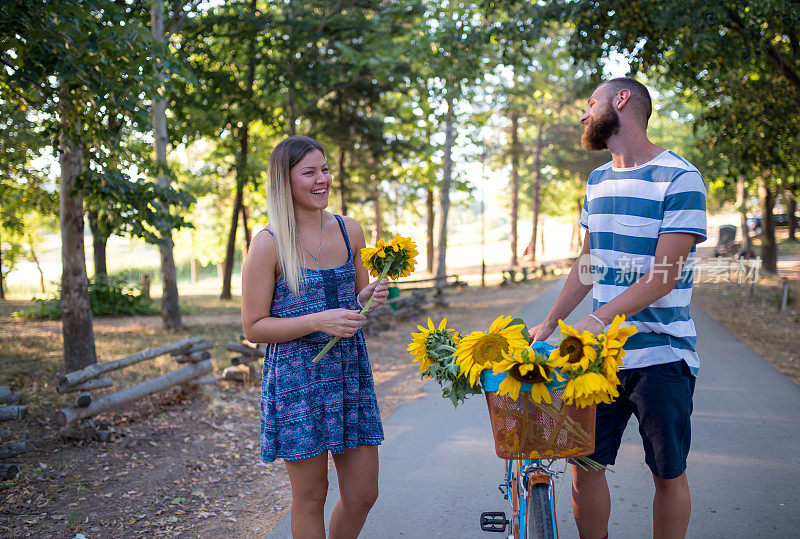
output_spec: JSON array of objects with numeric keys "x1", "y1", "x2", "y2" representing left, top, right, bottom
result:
[{"x1": 581, "y1": 102, "x2": 620, "y2": 151}]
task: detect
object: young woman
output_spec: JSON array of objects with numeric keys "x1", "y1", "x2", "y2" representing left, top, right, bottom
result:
[{"x1": 241, "y1": 135, "x2": 389, "y2": 538}]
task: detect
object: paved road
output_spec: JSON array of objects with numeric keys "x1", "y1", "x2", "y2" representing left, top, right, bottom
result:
[{"x1": 268, "y1": 280, "x2": 800, "y2": 538}]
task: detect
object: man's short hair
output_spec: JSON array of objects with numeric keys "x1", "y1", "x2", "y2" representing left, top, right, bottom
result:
[{"x1": 604, "y1": 77, "x2": 652, "y2": 126}]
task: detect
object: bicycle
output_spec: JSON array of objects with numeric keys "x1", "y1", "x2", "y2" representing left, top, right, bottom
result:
[{"x1": 478, "y1": 342, "x2": 597, "y2": 539}]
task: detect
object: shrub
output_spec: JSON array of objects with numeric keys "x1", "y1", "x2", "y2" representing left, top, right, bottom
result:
[{"x1": 12, "y1": 275, "x2": 159, "y2": 319}]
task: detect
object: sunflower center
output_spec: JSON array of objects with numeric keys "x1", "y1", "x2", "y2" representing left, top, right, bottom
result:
[
  {"x1": 559, "y1": 336, "x2": 584, "y2": 364},
  {"x1": 508, "y1": 364, "x2": 547, "y2": 385},
  {"x1": 472, "y1": 334, "x2": 508, "y2": 366}
]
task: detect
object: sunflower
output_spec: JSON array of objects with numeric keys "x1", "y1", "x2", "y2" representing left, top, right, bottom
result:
[
  {"x1": 360, "y1": 240, "x2": 387, "y2": 278},
  {"x1": 601, "y1": 315, "x2": 638, "y2": 353},
  {"x1": 455, "y1": 316, "x2": 529, "y2": 387},
  {"x1": 548, "y1": 319, "x2": 599, "y2": 372},
  {"x1": 561, "y1": 371, "x2": 620, "y2": 408},
  {"x1": 492, "y1": 347, "x2": 560, "y2": 403},
  {"x1": 360, "y1": 235, "x2": 418, "y2": 280},
  {"x1": 407, "y1": 317, "x2": 456, "y2": 373}
]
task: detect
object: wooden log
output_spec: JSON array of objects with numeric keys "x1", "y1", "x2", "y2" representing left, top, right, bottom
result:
[
  {"x1": 174, "y1": 350, "x2": 211, "y2": 364},
  {"x1": 221, "y1": 364, "x2": 261, "y2": 382},
  {"x1": 57, "y1": 377, "x2": 114, "y2": 395},
  {"x1": 55, "y1": 359, "x2": 213, "y2": 426},
  {"x1": 226, "y1": 342, "x2": 260, "y2": 356},
  {"x1": 0, "y1": 463, "x2": 19, "y2": 481},
  {"x1": 779, "y1": 279, "x2": 789, "y2": 312},
  {"x1": 58, "y1": 419, "x2": 95, "y2": 440},
  {"x1": 231, "y1": 354, "x2": 261, "y2": 366},
  {"x1": 0, "y1": 387, "x2": 11, "y2": 405},
  {"x1": 179, "y1": 375, "x2": 217, "y2": 393},
  {"x1": 183, "y1": 375, "x2": 217, "y2": 387},
  {"x1": 59, "y1": 336, "x2": 206, "y2": 388},
  {"x1": 77, "y1": 391, "x2": 92, "y2": 407},
  {"x1": 0, "y1": 429, "x2": 10, "y2": 442},
  {"x1": 0, "y1": 441, "x2": 27, "y2": 458},
  {"x1": 170, "y1": 341, "x2": 214, "y2": 357},
  {"x1": 0, "y1": 405, "x2": 26, "y2": 422}
]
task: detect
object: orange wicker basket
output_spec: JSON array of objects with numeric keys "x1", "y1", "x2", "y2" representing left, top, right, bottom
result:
[{"x1": 483, "y1": 385, "x2": 596, "y2": 460}]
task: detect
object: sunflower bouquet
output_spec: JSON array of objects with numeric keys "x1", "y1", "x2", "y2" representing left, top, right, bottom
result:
[
  {"x1": 313, "y1": 234, "x2": 418, "y2": 363},
  {"x1": 408, "y1": 317, "x2": 482, "y2": 407},
  {"x1": 406, "y1": 314, "x2": 637, "y2": 463}
]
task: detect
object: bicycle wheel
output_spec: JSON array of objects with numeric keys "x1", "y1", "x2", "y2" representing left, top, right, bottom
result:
[{"x1": 525, "y1": 482, "x2": 555, "y2": 539}]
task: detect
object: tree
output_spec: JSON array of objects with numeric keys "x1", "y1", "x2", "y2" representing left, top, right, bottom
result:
[
  {"x1": 0, "y1": 96, "x2": 56, "y2": 298},
  {"x1": 483, "y1": 10, "x2": 593, "y2": 262},
  {"x1": 539, "y1": 0, "x2": 800, "y2": 272},
  {"x1": 423, "y1": 1, "x2": 490, "y2": 280},
  {"x1": 1, "y1": 1, "x2": 157, "y2": 371}
]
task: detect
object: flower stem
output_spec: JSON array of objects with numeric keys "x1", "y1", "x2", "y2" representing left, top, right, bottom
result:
[{"x1": 312, "y1": 264, "x2": 391, "y2": 363}]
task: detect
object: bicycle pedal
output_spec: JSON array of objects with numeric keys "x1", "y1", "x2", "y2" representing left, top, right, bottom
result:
[{"x1": 479, "y1": 511, "x2": 508, "y2": 532}]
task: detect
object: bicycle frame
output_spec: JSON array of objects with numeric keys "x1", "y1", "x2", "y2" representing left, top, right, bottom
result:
[{"x1": 482, "y1": 457, "x2": 561, "y2": 539}]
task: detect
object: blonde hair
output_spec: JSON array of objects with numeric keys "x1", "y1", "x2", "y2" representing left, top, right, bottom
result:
[{"x1": 266, "y1": 135, "x2": 326, "y2": 295}]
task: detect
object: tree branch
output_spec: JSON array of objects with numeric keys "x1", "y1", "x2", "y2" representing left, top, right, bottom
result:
[
  {"x1": 297, "y1": 75, "x2": 376, "y2": 117},
  {"x1": 723, "y1": 5, "x2": 800, "y2": 94},
  {"x1": 165, "y1": 0, "x2": 202, "y2": 39}
]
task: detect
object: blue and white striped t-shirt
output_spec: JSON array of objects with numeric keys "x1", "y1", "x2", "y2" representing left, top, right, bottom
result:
[{"x1": 579, "y1": 149, "x2": 707, "y2": 373}]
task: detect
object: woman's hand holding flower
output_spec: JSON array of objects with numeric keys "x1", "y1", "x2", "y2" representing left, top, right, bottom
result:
[
  {"x1": 358, "y1": 278, "x2": 389, "y2": 312},
  {"x1": 315, "y1": 308, "x2": 367, "y2": 338}
]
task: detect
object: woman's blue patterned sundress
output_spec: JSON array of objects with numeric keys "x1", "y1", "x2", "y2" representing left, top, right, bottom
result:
[{"x1": 260, "y1": 214, "x2": 384, "y2": 463}]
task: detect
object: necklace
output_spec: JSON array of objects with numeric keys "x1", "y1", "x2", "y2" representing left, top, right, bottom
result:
[{"x1": 297, "y1": 214, "x2": 324, "y2": 266}]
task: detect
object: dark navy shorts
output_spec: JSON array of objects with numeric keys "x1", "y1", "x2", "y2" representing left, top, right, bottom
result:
[{"x1": 582, "y1": 360, "x2": 696, "y2": 480}]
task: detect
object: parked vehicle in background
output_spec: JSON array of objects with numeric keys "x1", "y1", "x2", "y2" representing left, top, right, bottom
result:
[
  {"x1": 713, "y1": 225, "x2": 738, "y2": 257},
  {"x1": 746, "y1": 212, "x2": 798, "y2": 235}
]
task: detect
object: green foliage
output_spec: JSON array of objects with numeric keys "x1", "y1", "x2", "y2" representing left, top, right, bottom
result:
[
  {"x1": 419, "y1": 325, "x2": 482, "y2": 407},
  {"x1": 13, "y1": 275, "x2": 158, "y2": 319},
  {"x1": 538, "y1": 0, "x2": 800, "y2": 198}
]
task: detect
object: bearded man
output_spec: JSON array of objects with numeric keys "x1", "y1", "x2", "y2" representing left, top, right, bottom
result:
[{"x1": 529, "y1": 78, "x2": 707, "y2": 539}]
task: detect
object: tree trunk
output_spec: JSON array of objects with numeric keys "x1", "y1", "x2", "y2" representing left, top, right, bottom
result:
[
  {"x1": 87, "y1": 210, "x2": 107, "y2": 277},
  {"x1": 736, "y1": 177, "x2": 752, "y2": 252},
  {"x1": 26, "y1": 232, "x2": 46, "y2": 293},
  {"x1": 571, "y1": 197, "x2": 583, "y2": 253},
  {"x1": 190, "y1": 258, "x2": 199, "y2": 283},
  {"x1": 758, "y1": 176, "x2": 778, "y2": 273},
  {"x1": 426, "y1": 188, "x2": 435, "y2": 274},
  {"x1": 787, "y1": 186, "x2": 797, "y2": 241},
  {"x1": 221, "y1": 2, "x2": 256, "y2": 300},
  {"x1": 221, "y1": 171, "x2": 245, "y2": 300},
  {"x1": 436, "y1": 96, "x2": 455, "y2": 281},
  {"x1": 509, "y1": 111, "x2": 520, "y2": 266},
  {"x1": 530, "y1": 121, "x2": 544, "y2": 262},
  {"x1": 151, "y1": 0, "x2": 182, "y2": 330},
  {"x1": 241, "y1": 204, "x2": 252, "y2": 250},
  {"x1": 241, "y1": 203, "x2": 251, "y2": 269},
  {"x1": 59, "y1": 88, "x2": 97, "y2": 373},
  {"x1": 338, "y1": 148, "x2": 348, "y2": 216},
  {"x1": 372, "y1": 180, "x2": 383, "y2": 244}
]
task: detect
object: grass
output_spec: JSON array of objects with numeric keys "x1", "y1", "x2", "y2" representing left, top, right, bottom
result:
[
  {"x1": 0, "y1": 293, "x2": 244, "y2": 409},
  {"x1": 778, "y1": 237, "x2": 800, "y2": 257},
  {"x1": 692, "y1": 274, "x2": 800, "y2": 387}
]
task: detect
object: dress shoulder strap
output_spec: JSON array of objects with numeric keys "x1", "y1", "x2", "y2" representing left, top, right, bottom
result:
[{"x1": 333, "y1": 215, "x2": 352, "y2": 258}]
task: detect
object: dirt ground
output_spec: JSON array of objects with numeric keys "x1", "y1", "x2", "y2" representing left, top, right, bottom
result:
[{"x1": 0, "y1": 279, "x2": 554, "y2": 538}]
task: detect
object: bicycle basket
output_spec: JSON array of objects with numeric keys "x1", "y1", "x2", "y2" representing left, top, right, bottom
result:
[
  {"x1": 480, "y1": 341, "x2": 596, "y2": 460},
  {"x1": 483, "y1": 384, "x2": 596, "y2": 460}
]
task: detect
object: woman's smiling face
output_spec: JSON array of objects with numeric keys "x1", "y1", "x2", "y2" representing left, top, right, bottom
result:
[{"x1": 289, "y1": 149, "x2": 332, "y2": 211}]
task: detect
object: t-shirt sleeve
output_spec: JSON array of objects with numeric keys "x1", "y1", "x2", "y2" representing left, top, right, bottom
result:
[
  {"x1": 660, "y1": 170, "x2": 707, "y2": 243},
  {"x1": 579, "y1": 192, "x2": 589, "y2": 231}
]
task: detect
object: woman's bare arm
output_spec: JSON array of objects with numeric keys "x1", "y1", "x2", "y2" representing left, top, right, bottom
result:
[{"x1": 241, "y1": 230, "x2": 364, "y2": 343}]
